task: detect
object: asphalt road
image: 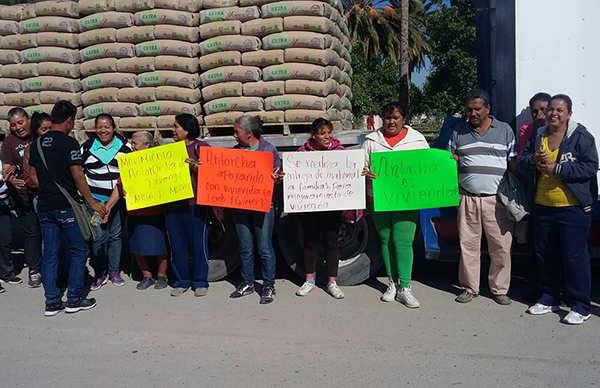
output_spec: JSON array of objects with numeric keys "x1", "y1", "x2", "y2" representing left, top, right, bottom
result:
[{"x1": 1, "y1": 260, "x2": 599, "y2": 388}]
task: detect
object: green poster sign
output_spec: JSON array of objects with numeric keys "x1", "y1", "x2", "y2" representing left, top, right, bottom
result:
[{"x1": 371, "y1": 149, "x2": 459, "y2": 212}]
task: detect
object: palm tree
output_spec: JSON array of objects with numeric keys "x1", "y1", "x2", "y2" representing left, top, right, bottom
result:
[{"x1": 342, "y1": 0, "x2": 388, "y2": 61}]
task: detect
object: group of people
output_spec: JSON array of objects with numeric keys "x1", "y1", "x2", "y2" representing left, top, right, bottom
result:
[{"x1": 0, "y1": 88, "x2": 597, "y2": 326}]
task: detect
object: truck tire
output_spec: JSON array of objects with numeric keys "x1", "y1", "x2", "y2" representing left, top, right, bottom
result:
[
  {"x1": 208, "y1": 211, "x2": 240, "y2": 282},
  {"x1": 277, "y1": 213, "x2": 382, "y2": 286}
]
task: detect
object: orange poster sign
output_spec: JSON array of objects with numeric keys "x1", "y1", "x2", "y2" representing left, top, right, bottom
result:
[{"x1": 197, "y1": 147, "x2": 274, "y2": 212}]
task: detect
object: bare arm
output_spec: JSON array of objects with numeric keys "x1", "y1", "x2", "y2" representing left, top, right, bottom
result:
[{"x1": 70, "y1": 165, "x2": 107, "y2": 217}]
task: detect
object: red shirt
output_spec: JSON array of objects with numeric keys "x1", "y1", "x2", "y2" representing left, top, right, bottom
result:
[{"x1": 384, "y1": 128, "x2": 408, "y2": 148}]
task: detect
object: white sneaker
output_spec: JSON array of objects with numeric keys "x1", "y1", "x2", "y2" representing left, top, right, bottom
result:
[
  {"x1": 396, "y1": 286, "x2": 420, "y2": 308},
  {"x1": 527, "y1": 303, "x2": 559, "y2": 315},
  {"x1": 295, "y1": 281, "x2": 315, "y2": 296},
  {"x1": 380, "y1": 280, "x2": 397, "y2": 302},
  {"x1": 327, "y1": 282, "x2": 345, "y2": 299},
  {"x1": 563, "y1": 310, "x2": 591, "y2": 325}
]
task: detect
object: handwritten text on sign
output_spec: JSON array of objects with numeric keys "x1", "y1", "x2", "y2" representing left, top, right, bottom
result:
[
  {"x1": 283, "y1": 150, "x2": 366, "y2": 213},
  {"x1": 197, "y1": 147, "x2": 274, "y2": 212},
  {"x1": 371, "y1": 148, "x2": 459, "y2": 212},
  {"x1": 117, "y1": 141, "x2": 193, "y2": 211}
]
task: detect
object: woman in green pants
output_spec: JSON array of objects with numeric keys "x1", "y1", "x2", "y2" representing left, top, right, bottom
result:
[{"x1": 362, "y1": 102, "x2": 430, "y2": 308}]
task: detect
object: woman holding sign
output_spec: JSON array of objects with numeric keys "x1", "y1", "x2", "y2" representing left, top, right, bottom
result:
[
  {"x1": 362, "y1": 102, "x2": 429, "y2": 308},
  {"x1": 229, "y1": 116, "x2": 282, "y2": 305}
]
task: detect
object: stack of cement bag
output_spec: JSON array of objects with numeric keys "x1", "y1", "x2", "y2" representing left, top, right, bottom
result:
[
  {"x1": 199, "y1": 0, "x2": 353, "y2": 128},
  {"x1": 0, "y1": 2, "x2": 83, "y2": 132}
]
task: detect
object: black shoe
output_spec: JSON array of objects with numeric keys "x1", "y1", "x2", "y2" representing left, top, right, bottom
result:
[
  {"x1": 0, "y1": 283, "x2": 5, "y2": 293},
  {"x1": 28, "y1": 271, "x2": 42, "y2": 288},
  {"x1": 136, "y1": 277, "x2": 155, "y2": 290},
  {"x1": 260, "y1": 286, "x2": 276, "y2": 305},
  {"x1": 230, "y1": 283, "x2": 255, "y2": 298},
  {"x1": 44, "y1": 302, "x2": 65, "y2": 317},
  {"x1": 65, "y1": 297, "x2": 97, "y2": 314},
  {"x1": 4, "y1": 276, "x2": 22, "y2": 285},
  {"x1": 154, "y1": 276, "x2": 168, "y2": 290}
]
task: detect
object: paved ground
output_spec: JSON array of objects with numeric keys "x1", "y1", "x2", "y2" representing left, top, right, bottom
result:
[{"x1": 1, "y1": 259, "x2": 599, "y2": 388}]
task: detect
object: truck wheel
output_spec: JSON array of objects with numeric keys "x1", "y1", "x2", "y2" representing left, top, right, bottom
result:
[
  {"x1": 207, "y1": 211, "x2": 240, "y2": 282},
  {"x1": 277, "y1": 213, "x2": 382, "y2": 286}
]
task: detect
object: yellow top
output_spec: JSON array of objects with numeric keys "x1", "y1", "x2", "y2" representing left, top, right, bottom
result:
[{"x1": 534, "y1": 137, "x2": 579, "y2": 207}]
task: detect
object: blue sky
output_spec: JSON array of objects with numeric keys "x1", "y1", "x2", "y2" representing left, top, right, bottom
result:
[{"x1": 411, "y1": 57, "x2": 431, "y2": 88}]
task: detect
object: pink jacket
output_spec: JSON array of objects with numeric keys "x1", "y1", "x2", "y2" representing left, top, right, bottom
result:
[{"x1": 297, "y1": 138, "x2": 345, "y2": 152}]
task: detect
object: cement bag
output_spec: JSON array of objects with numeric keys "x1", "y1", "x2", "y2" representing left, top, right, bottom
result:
[
  {"x1": 0, "y1": 21, "x2": 20, "y2": 36},
  {"x1": 241, "y1": 18, "x2": 283, "y2": 37},
  {"x1": 26, "y1": 105, "x2": 67, "y2": 118},
  {"x1": 200, "y1": 6, "x2": 259, "y2": 23},
  {"x1": 82, "y1": 73, "x2": 137, "y2": 91},
  {"x1": 79, "y1": 28, "x2": 117, "y2": 47},
  {"x1": 84, "y1": 117, "x2": 122, "y2": 131},
  {"x1": 117, "y1": 57, "x2": 155, "y2": 73},
  {"x1": 1, "y1": 35, "x2": 37, "y2": 50},
  {"x1": 0, "y1": 79, "x2": 21, "y2": 93},
  {"x1": 284, "y1": 48, "x2": 336, "y2": 66},
  {"x1": 339, "y1": 83, "x2": 352, "y2": 99},
  {"x1": 21, "y1": 17, "x2": 79, "y2": 34},
  {"x1": 200, "y1": 35, "x2": 260, "y2": 56},
  {"x1": 119, "y1": 116, "x2": 157, "y2": 129},
  {"x1": 0, "y1": 119, "x2": 8, "y2": 133},
  {"x1": 264, "y1": 94, "x2": 326, "y2": 111},
  {"x1": 115, "y1": 0, "x2": 155, "y2": 12},
  {"x1": 204, "y1": 112, "x2": 244, "y2": 126},
  {"x1": 38, "y1": 63, "x2": 80, "y2": 79},
  {"x1": 247, "y1": 110, "x2": 284, "y2": 124},
  {"x1": 200, "y1": 65, "x2": 260, "y2": 87},
  {"x1": 153, "y1": 0, "x2": 203, "y2": 13},
  {"x1": 261, "y1": 1, "x2": 331, "y2": 18},
  {"x1": 22, "y1": 77, "x2": 82, "y2": 93},
  {"x1": 342, "y1": 35, "x2": 351, "y2": 51},
  {"x1": 155, "y1": 115, "x2": 179, "y2": 128},
  {"x1": 134, "y1": 10, "x2": 200, "y2": 27},
  {"x1": 139, "y1": 101, "x2": 200, "y2": 116},
  {"x1": 154, "y1": 25, "x2": 199, "y2": 43},
  {"x1": 0, "y1": 107, "x2": 16, "y2": 120},
  {"x1": 84, "y1": 102, "x2": 139, "y2": 119},
  {"x1": 283, "y1": 16, "x2": 334, "y2": 34},
  {"x1": 342, "y1": 109, "x2": 353, "y2": 122},
  {"x1": 156, "y1": 86, "x2": 201, "y2": 104},
  {"x1": 117, "y1": 87, "x2": 156, "y2": 103},
  {"x1": 326, "y1": 94, "x2": 342, "y2": 110},
  {"x1": 34, "y1": 1, "x2": 79, "y2": 18},
  {"x1": 136, "y1": 40, "x2": 199, "y2": 58},
  {"x1": 263, "y1": 63, "x2": 326, "y2": 82},
  {"x1": 239, "y1": 0, "x2": 277, "y2": 5},
  {"x1": 263, "y1": 31, "x2": 329, "y2": 50},
  {"x1": 326, "y1": 108, "x2": 340, "y2": 121},
  {"x1": 285, "y1": 79, "x2": 336, "y2": 97},
  {"x1": 4, "y1": 92, "x2": 41, "y2": 107},
  {"x1": 80, "y1": 58, "x2": 118, "y2": 76},
  {"x1": 116, "y1": 26, "x2": 154, "y2": 43},
  {"x1": 330, "y1": 8, "x2": 340, "y2": 24},
  {"x1": 199, "y1": 51, "x2": 242, "y2": 72},
  {"x1": 285, "y1": 109, "x2": 328, "y2": 123},
  {"x1": 200, "y1": 21, "x2": 242, "y2": 40},
  {"x1": 1, "y1": 64, "x2": 38, "y2": 79},
  {"x1": 80, "y1": 12, "x2": 133, "y2": 32},
  {"x1": 36, "y1": 32, "x2": 78, "y2": 48},
  {"x1": 242, "y1": 50, "x2": 283, "y2": 67},
  {"x1": 0, "y1": 50, "x2": 21, "y2": 65},
  {"x1": 242, "y1": 80, "x2": 284, "y2": 97},
  {"x1": 330, "y1": 36, "x2": 342, "y2": 55},
  {"x1": 340, "y1": 46, "x2": 351, "y2": 62},
  {"x1": 81, "y1": 43, "x2": 135, "y2": 62},
  {"x1": 0, "y1": 4, "x2": 36, "y2": 22},
  {"x1": 138, "y1": 71, "x2": 201, "y2": 89},
  {"x1": 39, "y1": 91, "x2": 82, "y2": 106},
  {"x1": 82, "y1": 88, "x2": 119, "y2": 105},
  {"x1": 21, "y1": 47, "x2": 80, "y2": 64},
  {"x1": 341, "y1": 96, "x2": 352, "y2": 110},
  {"x1": 341, "y1": 59, "x2": 352, "y2": 73},
  {"x1": 203, "y1": 0, "x2": 238, "y2": 8},
  {"x1": 155, "y1": 56, "x2": 199, "y2": 73},
  {"x1": 326, "y1": 65, "x2": 342, "y2": 82},
  {"x1": 78, "y1": 0, "x2": 115, "y2": 15},
  {"x1": 201, "y1": 82, "x2": 243, "y2": 102}
]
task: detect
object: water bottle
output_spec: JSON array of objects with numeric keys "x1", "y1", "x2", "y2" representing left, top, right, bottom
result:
[{"x1": 90, "y1": 211, "x2": 102, "y2": 227}]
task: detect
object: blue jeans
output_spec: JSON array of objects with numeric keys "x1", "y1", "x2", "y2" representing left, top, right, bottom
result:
[
  {"x1": 88, "y1": 203, "x2": 123, "y2": 274},
  {"x1": 38, "y1": 209, "x2": 89, "y2": 305},
  {"x1": 232, "y1": 206, "x2": 276, "y2": 287},
  {"x1": 165, "y1": 204, "x2": 210, "y2": 289}
]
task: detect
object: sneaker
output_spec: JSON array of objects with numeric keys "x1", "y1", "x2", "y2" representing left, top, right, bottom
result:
[
  {"x1": 44, "y1": 302, "x2": 65, "y2": 317},
  {"x1": 527, "y1": 303, "x2": 560, "y2": 315},
  {"x1": 90, "y1": 273, "x2": 107, "y2": 291},
  {"x1": 396, "y1": 286, "x2": 420, "y2": 308},
  {"x1": 380, "y1": 280, "x2": 397, "y2": 302},
  {"x1": 170, "y1": 287, "x2": 189, "y2": 297},
  {"x1": 230, "y1": 283, "x2": 255, "y2": 298},
  {"x1": 28, "y1": 271, "x2": 42, "y2": 288},
  {"x1": 5, "y1": 276, "x2": 23, "y2": 285},
  {"x1": 563, "y1": 310, "x2": 592, "y2": 325},
  {"x1": 296, "y1": 281, "x2": 316, "y2": 296},
  {"x1": 492, "y1": 294, "x2": 512, "y2": 306},
  {"x1": 194, "y1": 287, "x2": 208, "y2": 297},
  {"x1": 0, "y1": 283, "x2": 5, "y2": 293},
  {"x1": 108, "y1": 271, "x2": 126, "y2": 287},
  {"x1": 327, "y1": 282, "x2": 345, "y2": 299},
  {"x1": 154, "y1": 276, "x2": 168, "y2": 290},
  {"x1": 260, "y1": 286, "x2": 276, "y2": 304},
  {"x1": 65, "y1": 298, "x2": 97, "y2": 314},
  {"x1": 455, "y1": 290, "x2": 478, "y2": 303},
  {"x1": 136, "y1": 277, "x2": 155, "y2": 290}
]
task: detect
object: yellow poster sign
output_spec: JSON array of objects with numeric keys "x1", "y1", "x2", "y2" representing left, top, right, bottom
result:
[{"x1": 117, "y1": 142, "x2": 194, "y2": 211}]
